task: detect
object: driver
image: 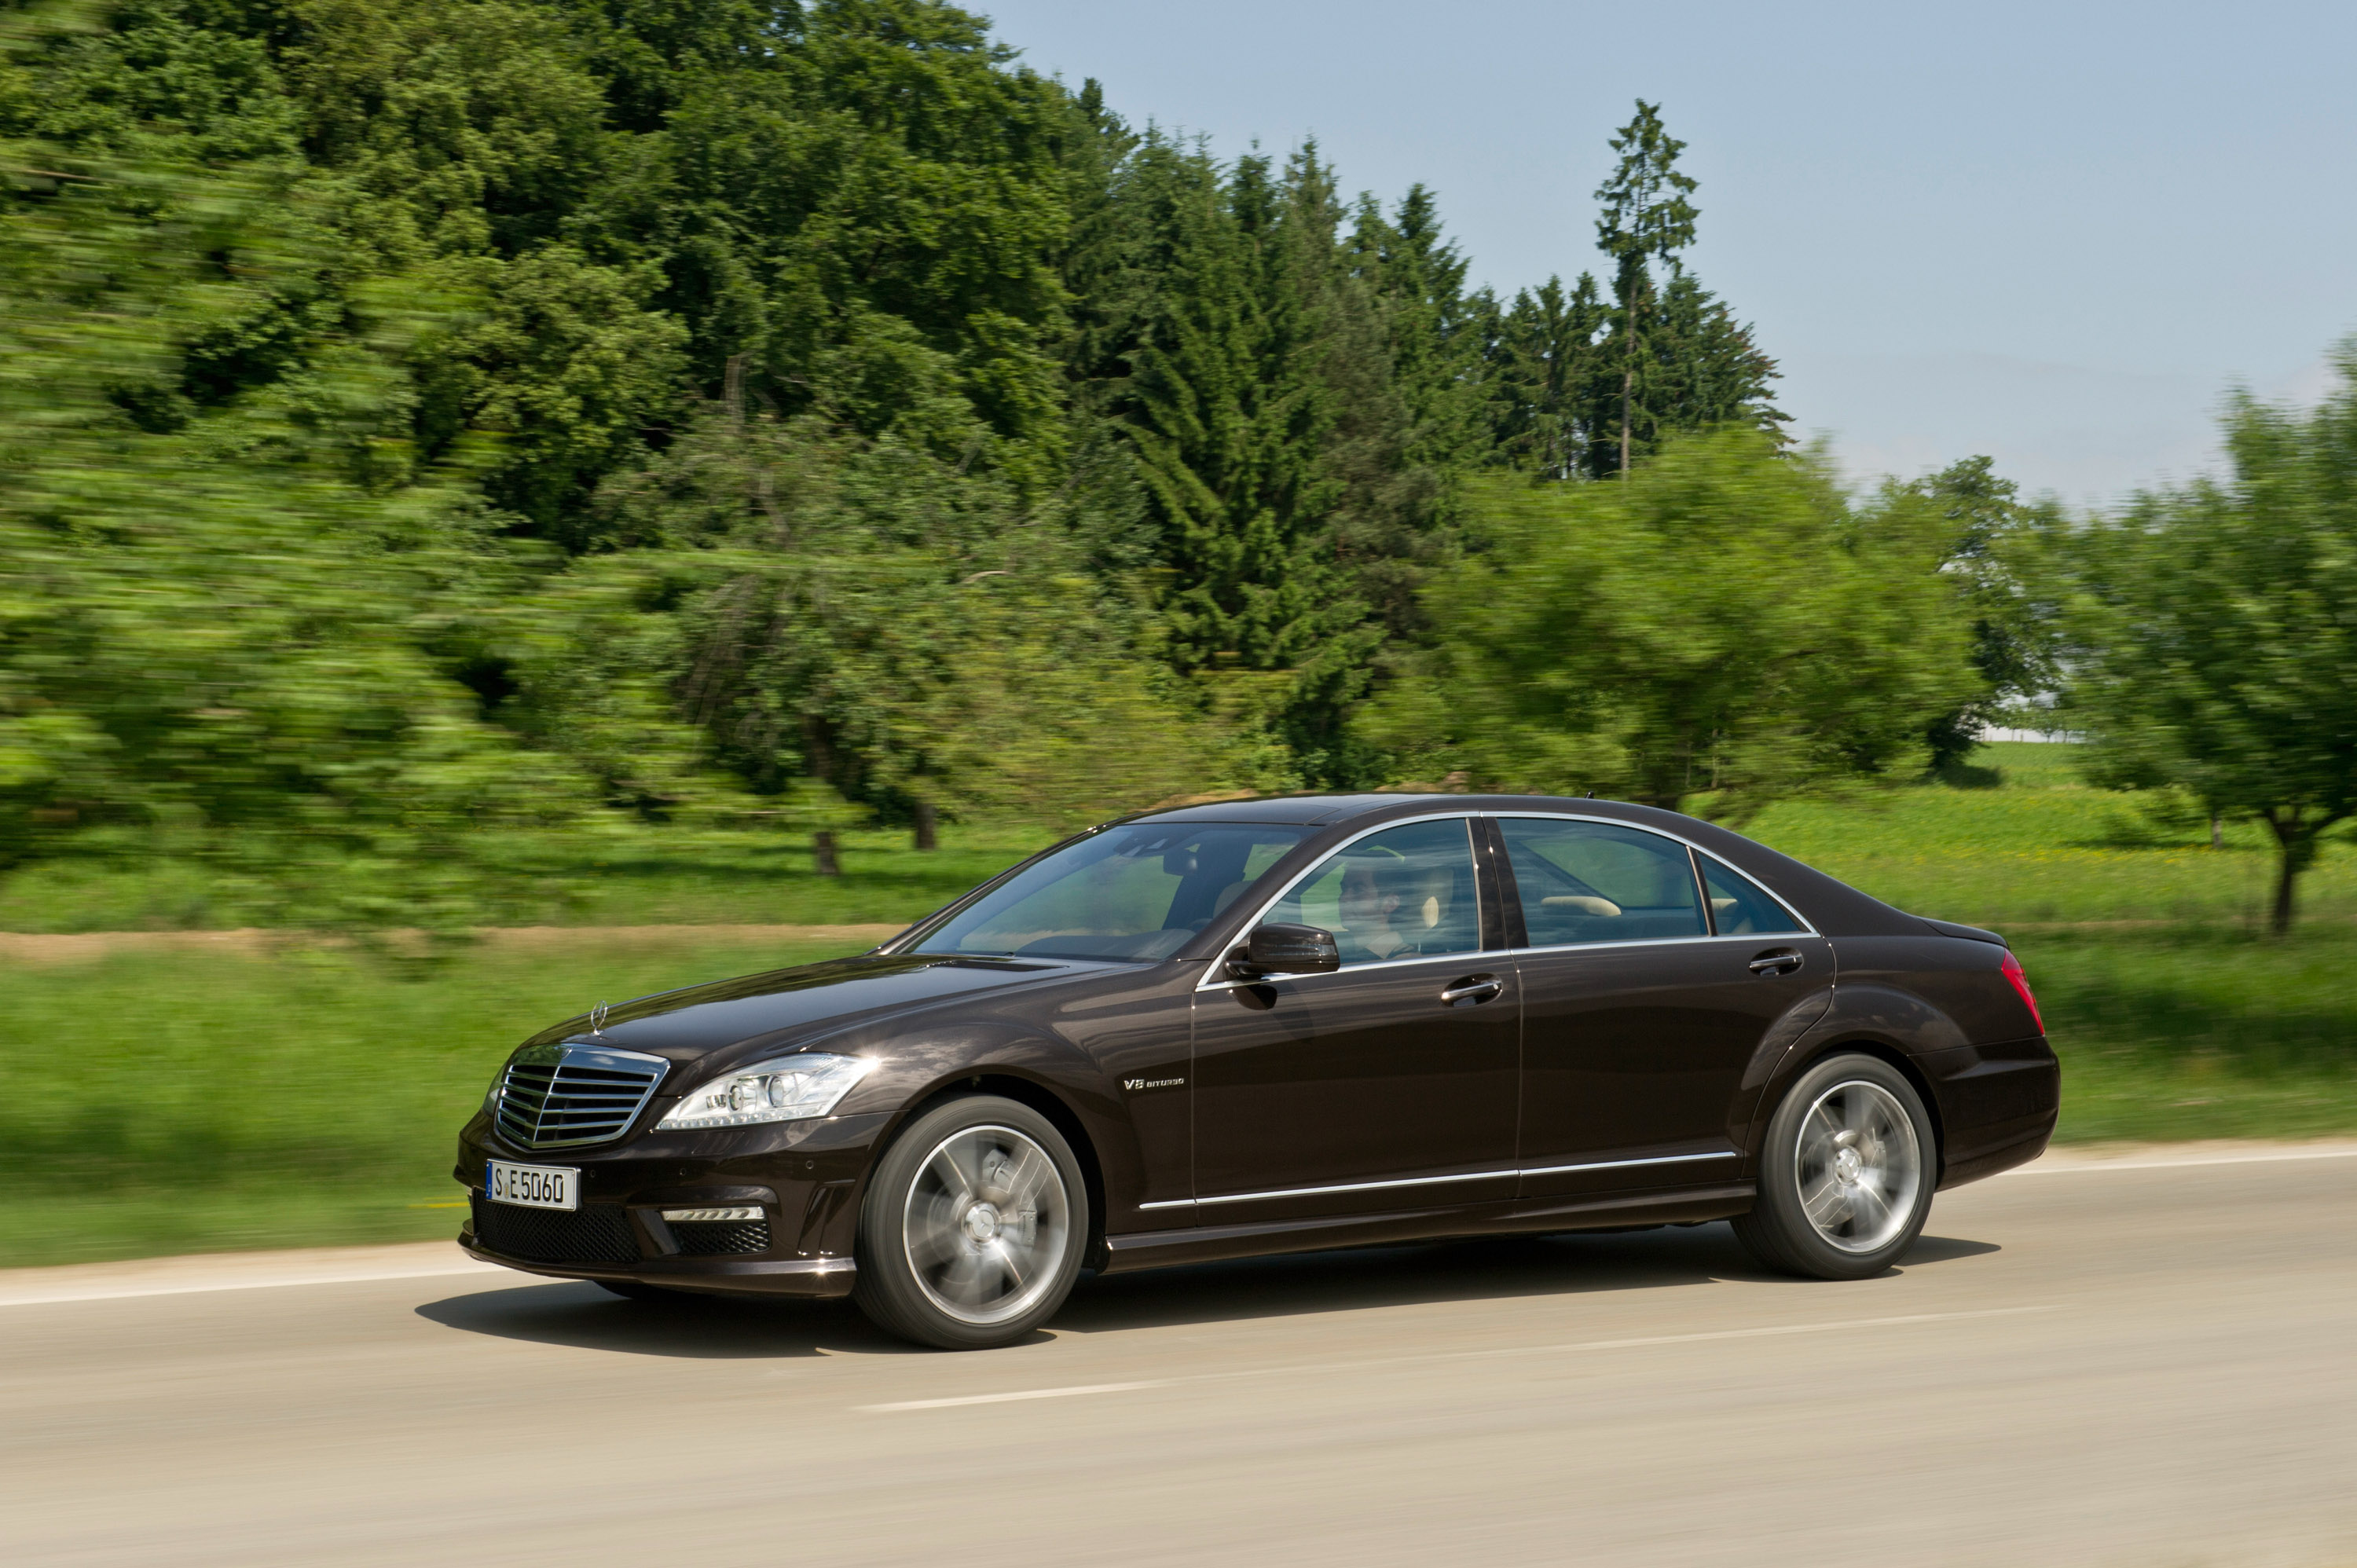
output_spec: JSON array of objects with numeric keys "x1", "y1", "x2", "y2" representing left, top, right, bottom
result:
[{"x1": 1337, "y1": 855, "x2": 1415, "y2": 961}]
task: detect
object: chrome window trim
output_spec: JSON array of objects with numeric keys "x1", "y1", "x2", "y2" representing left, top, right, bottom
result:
[
  {"x1": 1199, "y1": 945, "x2": 1508, "y2": 993},
  {"x1": 1138, "y1": 1149, "x2": 1738, "y2": 1211},
  {"x1": 1507, "y1": 932, "x2": 1822, "y2": 961},
  {"x1": 1194, "y1": 811, "x2": 1489, "y2": 991},
  {"x1": 1488, "y1": 811, "x2": 1821, "y2": 940}
]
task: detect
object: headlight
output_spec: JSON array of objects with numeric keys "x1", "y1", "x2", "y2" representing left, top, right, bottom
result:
[{"x1": 654, "y1": 1053, "x2": 877, "y2": 1130}]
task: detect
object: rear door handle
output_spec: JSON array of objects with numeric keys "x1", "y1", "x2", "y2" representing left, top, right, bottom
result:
[
  {"x1": 1440, "y1": 975, "x2": 1505, "y2": 1006},
  {"x1": 1748, "y1": 950, "x2": 1803, "y2": 976}
]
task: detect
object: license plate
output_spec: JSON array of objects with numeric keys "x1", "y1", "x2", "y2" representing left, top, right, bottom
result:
[{"x1": 485, "y1": 1160, "x2": 579, "y2": 1211}]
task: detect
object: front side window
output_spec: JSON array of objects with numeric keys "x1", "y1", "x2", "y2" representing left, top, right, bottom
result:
[
  {"x1": 1699, "y1": 855, "x2": 1805, "y2": 935},
  {"x1": 1263, "y1": 819, "x2": 1482, "y2": 965},
  {"x1": 916, "y1": 823, "x2": 1307, "y2": 962},
  {"x1": 1499, "y1": 818, "x2": 1706, "y2": 947}
]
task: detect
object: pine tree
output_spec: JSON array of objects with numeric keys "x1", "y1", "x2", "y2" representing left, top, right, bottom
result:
[
  {"x1": 1480, "y1": 102, "x2": 1786, "y2": 482},
  {"x1": 1486, "y1": 274, "x2": 1609, "y2": 478},
  {"x1": 1594, "y1": 101, "x2": 1699, "y2": 474}
]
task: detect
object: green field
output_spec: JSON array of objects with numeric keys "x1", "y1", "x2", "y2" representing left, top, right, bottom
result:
[
  {"x1": 2, "y1": 743, "x2": 2352, "y2": 1268},
  {"x1": 0, "y1": 823, "x2": 1046, "y2": 936}
]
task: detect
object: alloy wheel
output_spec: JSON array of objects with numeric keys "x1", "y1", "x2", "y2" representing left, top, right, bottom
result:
[
  {"x1": 901, "y1": 1123, "x2": 1073, "y2": 1327},
  {"x1": 1793, "y1": 1079, "x2": 1923, "y2": 1254}
]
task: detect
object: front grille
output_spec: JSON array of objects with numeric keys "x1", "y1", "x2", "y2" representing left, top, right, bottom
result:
[
  {"x1": 673, "y1": 1219, "x2": 771, "y2": 1256},
  {"x1": 472, "y1": 1197, "x2": 642, "y2": 1265},
  {"x1": 493, "y1": 1042, "x2": 668, "y2": 1149}
]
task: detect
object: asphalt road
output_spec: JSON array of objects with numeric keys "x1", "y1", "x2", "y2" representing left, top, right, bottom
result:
[{"x1": 5, "y1": 1148, "x2": 2355, "y2": 1567}]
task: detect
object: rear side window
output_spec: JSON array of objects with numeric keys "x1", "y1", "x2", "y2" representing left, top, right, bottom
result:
[
  {"x1": 1497, "y1": 819, "x2": 1706, "y2": 947},
  {"x1": 1699, "y1": 855, "x2": 1805, "y2": 935}
]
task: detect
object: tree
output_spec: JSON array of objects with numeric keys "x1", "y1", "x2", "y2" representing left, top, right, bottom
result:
[
  {"x1": 2058, "y1": 341, "x2": 2357, "y2": 932},
  {"x1": 558, "y1": 401, "x2": 1225, "y2": 838},
  {"x1": 1885, "y1": 457, "x2": 2062, "y2": 770},
  {"x1": 1478, "y1": 104, "x2": 1783, "y2": 482},
  {"x1": 1359, "y1": 432, "x2": 1978, "y2": 814},
  {"x1": 1069, "y1": 133, "x2": 1430, "y2": 782},
  {"x1": 1483, "y1": 274, "x2": 1607, "y2": 480},
  {"x1": 1593, "y1": 101, "x2": 1697, "y2": 474},
  {"x1": 0, "y1": 0, "x2": 592, "y2": 929}
]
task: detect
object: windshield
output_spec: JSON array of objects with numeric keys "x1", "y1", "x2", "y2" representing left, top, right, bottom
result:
[{"x1": 913, "y1": 823, "x2": 1310, "y2": 962}]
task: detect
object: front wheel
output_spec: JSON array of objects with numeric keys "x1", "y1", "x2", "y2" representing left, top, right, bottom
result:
[
  {"x1": 1732, "y1": 1053, "x2": 1936, "y2": 1280},
  {"x1": 852, "y1": 1095, "x2": 1087, "y2": 1350}
]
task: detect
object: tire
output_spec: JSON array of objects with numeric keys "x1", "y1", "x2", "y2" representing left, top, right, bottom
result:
[
  {"x1": 852, "y1": 1094, "x2": 1088, "y2": 1350},
  {"x1": 595, "y1": 1280, "x2": 684, "y2": 1302},
  {"x1": 1732, "y1": 1053, "x2": 1937, "y2": 1280}
]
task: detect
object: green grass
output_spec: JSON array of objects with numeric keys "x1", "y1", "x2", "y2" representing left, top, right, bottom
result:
[
  {"x1": 2021, "y1": 929, "x2": 2357, "y2": 1141},
  {"x1": 1744, "y1": 743, "x2": 2357, "y2": 929},
  {"x1": 0, "y1": 938, "x2": 860, "y2": 1268},
  {"x1": 2, "y1": 742, "x2": 2353, "y2": 1268},
  {"x1": 0, "y1": 822, "x2": 1050, "y2": 935}
]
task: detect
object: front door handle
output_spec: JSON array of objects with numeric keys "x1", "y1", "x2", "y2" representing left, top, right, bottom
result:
[
  {"x1": 1748, "y1": 950, "x2": 1803, "y2": 976},
  {"x1": 1440, "y1": 974, "x2": 1505, "y2": 1006}
]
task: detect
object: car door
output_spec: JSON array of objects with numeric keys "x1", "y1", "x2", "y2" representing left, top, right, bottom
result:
[
  {"x1": 1493, "y1": 815, "x2": 1834, "y2": 1200},
  {"x1": 1189, "y1": 816, "x2": 1520, "y2": 1222}
]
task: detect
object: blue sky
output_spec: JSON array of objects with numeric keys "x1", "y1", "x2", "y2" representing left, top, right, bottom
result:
[{"x1": 976, "y1": 0, "x2": 2356, "y2": 507}]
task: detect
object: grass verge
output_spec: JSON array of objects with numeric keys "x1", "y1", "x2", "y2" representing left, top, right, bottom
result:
[
  {"x1": 2020, "y1": 928, "x2": 2357, "y2": 1142},
  {"x1": 5, "y1": 924, "x2": 2354, "y2": 1269},
  {"x1": 5, "y1": 742, "x2": 2355, "y2": 1266},
  {"x1": 0, "y1": 937, "x2": 857, "y2": 1268}
]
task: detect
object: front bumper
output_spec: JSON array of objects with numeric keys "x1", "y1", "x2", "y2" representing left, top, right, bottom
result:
[{"x1": 455, "y1": 1108, "x2": 891, "y2": 1299}]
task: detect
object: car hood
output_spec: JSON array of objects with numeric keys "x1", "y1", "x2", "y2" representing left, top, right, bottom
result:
[{"x1": 519, "y1": 952, "x2": 1118, "y2": 1064}]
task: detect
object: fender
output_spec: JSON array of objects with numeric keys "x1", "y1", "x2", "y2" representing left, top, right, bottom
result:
[
  {"x1": 1740, "y1": 981, "x2": 1971, "y2": 1174},
  {"x1": 1725, "y1": 978, "x2": 1841, "y2": 1149},
  {"x1": 808, "y1": 1019, "x2": 1149, "y2": 1260}
]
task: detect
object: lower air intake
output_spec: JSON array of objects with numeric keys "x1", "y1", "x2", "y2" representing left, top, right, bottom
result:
[
  {"x1": 472, "y1": 1198, "x2": 641, "y2": 1265},
  {"x1": 673, "y1": 1219, "x2": 772, "y2": 1256}
]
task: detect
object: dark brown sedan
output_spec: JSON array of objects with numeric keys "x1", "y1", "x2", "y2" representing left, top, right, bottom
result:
[{"x1": 456, "y1": 794, "x2": 2059, "y2": 1348}]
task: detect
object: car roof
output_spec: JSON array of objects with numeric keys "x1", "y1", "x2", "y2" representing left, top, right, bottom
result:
[
  {"x1": 1123, "y1": 792, "x2": 1926, "y2": 940},
  {"x1": 1121, "y1": 793, "x2": 1439, "y2": 825}
]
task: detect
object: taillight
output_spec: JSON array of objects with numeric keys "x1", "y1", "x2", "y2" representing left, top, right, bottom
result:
[{"x1": 2000, "y1": 951, "x2": 2044, "y2": 1034}]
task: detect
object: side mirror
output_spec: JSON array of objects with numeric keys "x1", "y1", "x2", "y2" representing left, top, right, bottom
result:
[{"x1": 1227, "y1": 922, "x2": 1340, "y2": 980}]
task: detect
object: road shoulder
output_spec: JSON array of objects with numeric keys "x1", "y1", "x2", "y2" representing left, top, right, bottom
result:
[{"x1": 9, "y1": 1138, "x2": 2356, "y2": 1305}]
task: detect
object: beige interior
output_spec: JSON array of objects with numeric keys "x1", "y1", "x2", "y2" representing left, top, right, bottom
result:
[{"x1": 1541, "y1": 894, "x2": 1622, "y2": 917}]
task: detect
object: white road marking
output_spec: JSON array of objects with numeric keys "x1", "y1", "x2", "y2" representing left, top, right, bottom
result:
[
  {"x1": 858, "y1": 1305, "x2": 2060, "y2": 1412},
  {"x1": 2005, "y1": 1147, "x2": 2357, "y2": 1176},
  {"x1": 1425, "y1": 1304, "x2": 2061, "y2": 1361},
  {"x1": 860, "y1": 1381, "x2": 1168, "y2": 1412},
  {"x1": 1, "y1": 1263, "x2": 502, "y2": 1310}
]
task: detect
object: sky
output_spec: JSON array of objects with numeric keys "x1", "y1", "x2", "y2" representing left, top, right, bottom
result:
[{"x1": 975, "y1": 0, "x2": 2357, "y2": 507}]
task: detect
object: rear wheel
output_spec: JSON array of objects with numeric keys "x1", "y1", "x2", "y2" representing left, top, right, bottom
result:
[
  {"x1": 1733, "y1": 1053, "x2": 1935, "y2": 1280},
  {"x1": 852, "y1": 1095, "x2": 1087, "y2": 1350}
]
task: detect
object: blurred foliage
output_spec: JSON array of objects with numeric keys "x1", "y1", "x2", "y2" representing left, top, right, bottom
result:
[
  {"x1": 0, "y1": 6, "x2": 590, "y2": 929},
  {"x1": 2050, "y1": 340, "x2": 2357, "y2": 932},
  {"x1": 1362, "y1": 433, "x2": 1979, "y2": 815},
  {"x1": 3, "y1": 5, "x2": 1847, "y2": 926},
  {"x1": 1879, "y1": 456, "x2": 2065, "y2": 770},
  {"x1": 10, "y1": 0, "x2": 2332, "y2": 940}
]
